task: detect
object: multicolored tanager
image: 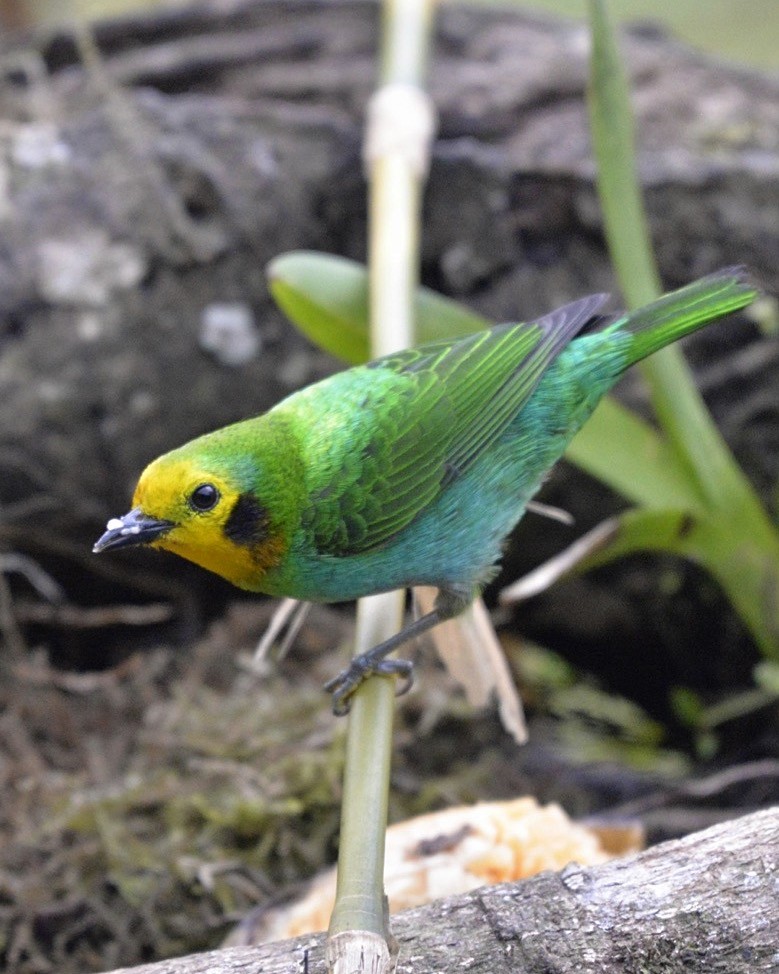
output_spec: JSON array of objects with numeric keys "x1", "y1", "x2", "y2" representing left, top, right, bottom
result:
[{"x1": 94, "y1": 268, "x2": 757, "y2": 712}]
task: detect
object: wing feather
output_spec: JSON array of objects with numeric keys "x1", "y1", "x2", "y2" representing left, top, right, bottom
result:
[{"x1": 307, "y1": 293, "x2": 608, "y2": 556}]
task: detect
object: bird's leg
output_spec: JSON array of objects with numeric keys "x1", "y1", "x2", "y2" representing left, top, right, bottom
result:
[
  {"x1": 324, "y1": 609, "x2": 440, "y2": 715},
  {"x1": 324, "y1": 587, "x2": 472, "y2": 715}
]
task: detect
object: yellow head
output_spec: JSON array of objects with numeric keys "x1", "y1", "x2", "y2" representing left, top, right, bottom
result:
[{"x1": 93, "y1": 444, "x2": 286, "y2": 590}]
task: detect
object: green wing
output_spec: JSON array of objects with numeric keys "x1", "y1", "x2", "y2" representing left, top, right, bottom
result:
[{"x1": 303, "y1": 293, "x2": 608, "y2": 556}]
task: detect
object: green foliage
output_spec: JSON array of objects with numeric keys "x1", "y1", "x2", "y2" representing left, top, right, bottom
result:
[
  {"x1": 585, "y1": 0, "x2": 779, "y2": 668},
  {"x1": 267, "y1": 252, "x2": 489, "y2": 365},
  {"x1": 671, "y1": 677, "x2": 779, "y2": 758},
  {"x1": 515, "y1": 643, "x2": 689, "y2": 772},
  {"x1": 755, "y1": 661, "x2": 779, "y2": 694},
  {"x1": 515, "y1": 0, "x2": 779, "y2": 72}
]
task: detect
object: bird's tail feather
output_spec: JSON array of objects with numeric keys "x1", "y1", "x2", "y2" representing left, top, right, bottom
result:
[{"x1": 606, "y1": 267, "x2": 758, "y2": 367}]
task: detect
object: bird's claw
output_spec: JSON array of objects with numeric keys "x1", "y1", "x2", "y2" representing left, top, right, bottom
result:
[{"x1": 324, "y1": 656, "x2": 414, "y2": 716}]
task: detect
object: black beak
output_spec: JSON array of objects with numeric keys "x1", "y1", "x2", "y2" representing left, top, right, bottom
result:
[{"x1": 93, "y1": 507, "x2": 174, "y2": 553}]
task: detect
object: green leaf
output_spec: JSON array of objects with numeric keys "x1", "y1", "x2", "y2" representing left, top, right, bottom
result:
[
  {"x1": 565, "y1": 398, "x2": 702, "y2": 511},
  {"x1": 267, "y1": 251, "x2": 490, "y2": 365},
  {"x1": 575, "y1": 508, "x2": 779, "y2": 660},
  {"x1": 587, "y1": 0, "x2": 771, "y2": 520},
  {"x1": 754, "y1": 661, "x2": 779, "y2": 695},
  {"x1": 587, "y1": 0, "x2": 660, "y2": 307},
  {"x1": 586, "y1": 0, "x2": 779, "y2": 658},
  {"x1": 504, "y1": 505, "x2": 779, "y2": 661},
  {"x1": 669, "y1": 686, "x2": 704, "y2": 727}
]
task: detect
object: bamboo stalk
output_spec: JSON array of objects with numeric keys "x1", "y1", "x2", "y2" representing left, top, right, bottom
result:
[{"x1": 326, "y1": 2, "x2": 437, "y2": 971}]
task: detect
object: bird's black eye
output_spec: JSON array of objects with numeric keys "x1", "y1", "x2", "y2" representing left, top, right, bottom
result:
[{"x1": 189, "y1": 483, "x2": 220, "y2": 512}]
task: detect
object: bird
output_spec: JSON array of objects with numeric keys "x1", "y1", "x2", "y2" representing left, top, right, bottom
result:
[{"x1": 94, "y1": 268, "x2": 757, "y2": 713}]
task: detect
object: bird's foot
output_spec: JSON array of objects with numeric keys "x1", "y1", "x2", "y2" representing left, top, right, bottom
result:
[
  {"x1": 324, "y1": 654, "x2": 414, "y2": 716},
  {"x1": 323, "y1": 598, "x2": 459, "y2": 715}
]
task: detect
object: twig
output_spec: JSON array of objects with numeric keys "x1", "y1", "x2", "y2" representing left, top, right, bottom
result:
[{"x1": 11, "y1": 600, "x2": 172, "y2": 628}]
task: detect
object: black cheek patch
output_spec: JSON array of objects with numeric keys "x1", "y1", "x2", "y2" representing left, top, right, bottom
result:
[{"x1": 224, "y1": 493, "x2": 270, "y2": 547}]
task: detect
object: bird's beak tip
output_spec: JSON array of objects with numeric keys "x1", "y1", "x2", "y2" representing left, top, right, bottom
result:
[{"x1": 93, "y1": 508, "x2": 174, "y2": 553}]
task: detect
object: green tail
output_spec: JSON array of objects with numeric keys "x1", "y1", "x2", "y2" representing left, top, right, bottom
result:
[{"x1": 608, "y1": 267, "x2": 758, "y2": 366}]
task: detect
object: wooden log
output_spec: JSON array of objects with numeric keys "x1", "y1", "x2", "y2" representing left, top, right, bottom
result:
[{"x1": 101, "y1": 807, "x2": 779, "y2": 974}]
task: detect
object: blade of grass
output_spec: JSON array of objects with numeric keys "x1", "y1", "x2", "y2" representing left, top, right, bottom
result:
[
  {"x1": 587, "y1": 0, "x2": 772, "y2": 534},
  {"x1": 587, "y1": 0, "x2": 779, "y2": 657}
]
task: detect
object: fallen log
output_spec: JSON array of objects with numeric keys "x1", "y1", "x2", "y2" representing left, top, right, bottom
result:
[{"x1": 102, "y1": 806, "x2": 778, "y2": 974}]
